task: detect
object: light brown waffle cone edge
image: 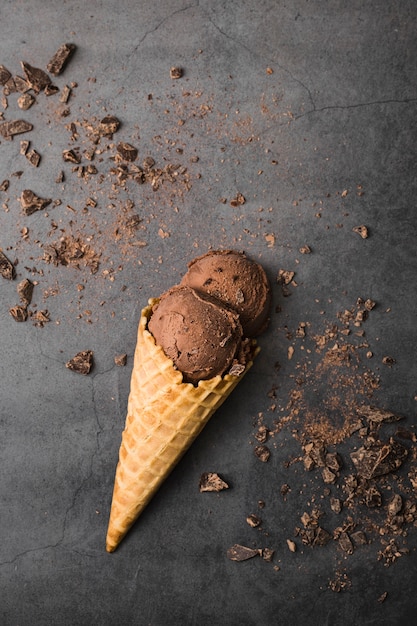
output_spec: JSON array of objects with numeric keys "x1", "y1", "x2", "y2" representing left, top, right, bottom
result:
[{"x1": 106, "y1": 298, "x2": 259, "y2": 552}]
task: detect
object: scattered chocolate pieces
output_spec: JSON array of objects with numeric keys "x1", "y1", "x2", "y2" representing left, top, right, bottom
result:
[
  {"x1": 65, "y1": 350, "x2": 94, "y2": 375},
  {"x1": 227, "y1": 544, "x2": 260, "y2": 562},
  {"x1": 0, "y1": 250, "x2": 15, "y2": 280},
  {"x1": 46, "y1": 43, "x2": 76, "y2": 76},
  {"x1": 21, "y1": 61, "x2": 51, "y2": 93},
  {"x1": 199, "y1": 472, "x2": 229, "y2": 492},
  {"x1": 19, "y1": 190, "x2": 52, "y2": 215}
]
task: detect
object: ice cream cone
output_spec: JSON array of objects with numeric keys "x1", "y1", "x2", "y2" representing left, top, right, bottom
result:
[{"x1": 106, "y1": 298, "x2": 259, "y2": 552}]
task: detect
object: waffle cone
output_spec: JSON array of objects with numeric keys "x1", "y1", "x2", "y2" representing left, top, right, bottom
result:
[{"x1": 106, "y1": 298, "x2": 259, "y2": 552}]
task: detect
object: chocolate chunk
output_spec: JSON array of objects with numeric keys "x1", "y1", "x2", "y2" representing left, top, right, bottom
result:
[
  {"x1": 338, "y1": 531, "x2": 354, "y2": 555},
  {"x1": 351, "y1": 530, "x2": 368, "y2": 546},
  {"x1": 261, "y1": 547, "x2": 275, "y2": 562},
  {"x1": 0, "y1": 179, "x2": 10, "y2": 192},
  {"x1": 30, "y1": 310, "x2": 50, "y2": 327},
  {"x1": 330, "y1": 497, "x2": 342, "y2": 514},
  {"x1": 0, "y1": 64, "x2": 12, "y2": 85},
  {"x1": 170, "y1": 67, "x2": 183, "y2": 79},
  {"x1": 254, "y1": 444, "x2": 270, "y2": 462},
  {"x1": 20, "y1": 140, "x2": 30, "y2": 155},
  {"x1": 62, "y1": 149, "x2": 81, "y2": 164},
  {"x1": 199, "y1": 472, "x2": 229, "y2": 492},
  {"x1": 9, "y1": 305, "x2": 28, "y2": 322},
  {"x1": 246, "y1": 514, "x2": 262, "y2": 528},
  {"x1": 17, "y1": 278, "x2": 34, "y2": 306},
  {"x1": 21, "y1": 61, "x2": 51, "y2": 93},
  {"x1": 99, "y1": 116, "x2": 120, "y2": 137},
  {"x1": 0, "y1": 119, "x2": 33, "y2": 138},
  {"x1": 387, "y1": 494, "x2": 402, "y2": 517},
  {"x1": 350, "y1": 439, "x2": 408, "y2": 479},
  {"x1": 44, "y1": 84, "x2": 59, "y2": 96},
  {"x1": 59, "y1": 85, "x2": 72, "y2": 104},
  {"x1": 116, "y1": 142, "x2": 138, "y2": 162},
  {"x1": 114, "y1": 353, "x2": 127, "y2": 367},
  {"x1": 14, "y1": 75, "x2": 30, "y2": 93},
  {"x1": 20, "y1": 190, "x2": 52, "y2": 215},
  {"x1": 352, "y1": 224, "x2": 369, "y2": 239},
  {"x1": 17, "y1": 93, "x2": 35, "y2": 110},
  {"x1": 227, "y1": 544, "x2": 260, "y2": 562},
  {"x1": 65, "y1": 350, "x2": 94, "y2": 375},
  {"x1": 0, "y1": 249, "x2": 15, "y2": 279},
  {"x1": 46, "y1": 43, "x2": 76, "y2": 76},
  {"x1": 358, "y1": 405, "x2": 403, "y2": 424},
  {"x1": 286, "y1": 539, "x2": 297, "y2": 552},
  {"x1": 26, "y1": 149, "x2": 41, "y2": 167}
]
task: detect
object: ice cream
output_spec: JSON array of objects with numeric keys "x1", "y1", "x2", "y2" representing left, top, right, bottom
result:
[
  {"x1": 106, "y1": 251, "x2": 270, "y2": 552},
  {"x1": 180, "y1": 250, "x2": 271, "y2": 337},
  {"x1": 148, "y1": 285, "x2": 243, "y2": 385}
]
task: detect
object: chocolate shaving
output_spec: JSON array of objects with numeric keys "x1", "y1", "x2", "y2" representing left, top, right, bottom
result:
[
  {"x1": 199, "y1": 472, "x2": 229, "y2": 492},
  {"x1": 21, "y1": 61, "x2": 51, "y2": 93},
  {"x1": 350, "y1": 439, "x2": 408, "y2": 479},
  {"x1": 65, "y1": 350, "x2": 94, "y2": 375},
  {"x1": 227, "y1": 544, "x2": 260, "y2": 562},
  {"x1": 20, "y1": 190, "x2": 52, "y2": 215},
  {"x1": 0, "y1": 249, "x2": 15, "y2": 279},
  {"x1": 0, "y1": 119, "x2": 33, "y2": 138},
  {"x1": 46, "y1": 43, "x2": 76, "y2": 76}
]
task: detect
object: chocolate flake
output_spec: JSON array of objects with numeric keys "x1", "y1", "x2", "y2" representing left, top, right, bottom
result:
[
  {"x1": 254, "y1": 444, "x2": 270, "y2": 462},
  {"x1": 21, "y1": 61, "x2": 51, "y2": 93},
  {"x1": 17, "y1": 278, "x2": 34, "y2": 306},
  {"x1": 170, "y1": 67, "x2": 183, "y2": 79},
  {"x1": 20, "y1": 190, "x2": 52, "y2": 215},
  {"x1": 0, "y1": 249, "x2": 15, "y2": 280},
  {"x1": 114, "y1": 353, "x2": 127, "y2": 367},
  {"x1": 358, "y1": 405, "x2": 403, "y2": 424},
  {"x1": 0, "y1": 119, "x2": 33, "y2": 138},
  {"x1": 0, "y1": 65, "x2": 12, "y2": 85},
  {"x1": 66, "y1": 350, "x2": 94, "y2": 375},
  {"x1": 227, "y1": 544, "x2": 260, "y2": 562},
  {"x1": 116, "y1": 142, "x2": 138, "y2": 162},
  {"x1": 199, "y1": 472, "x2": 229, "y2": 492},
  {"x1": 350, "y1": 439, "x2": 408, "y2": 480},
  {"x1": 26, "y1": 149, "x2": 41, "y2": 167},
  {"x1": 47, "y1": 43, "x2": 76, "y2": 76},
  {"x1": 99, "y1": 116, "x2": 120, "y2": 137},
  {"x1": 352, "y1": 225, "x2": 369, "y2": 239},
  {"x1": 17, "y1": 93, "x2": 36, "y2": 110},
  {"x1": 9, "y1": 305, "x2": 28, "y2": 322}
]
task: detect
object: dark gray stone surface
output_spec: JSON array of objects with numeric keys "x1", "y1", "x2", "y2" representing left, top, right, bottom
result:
[{"x1": 1, "y1": 1, "x2": 417, "y2": 624}]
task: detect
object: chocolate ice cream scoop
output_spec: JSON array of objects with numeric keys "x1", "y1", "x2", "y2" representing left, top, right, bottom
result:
[
  {"x1": 148, "y1": 285, "x2": 243, "y2": 384},
  {"x1": 181, "y1": 250, "x2": 271, "y2": 337}
]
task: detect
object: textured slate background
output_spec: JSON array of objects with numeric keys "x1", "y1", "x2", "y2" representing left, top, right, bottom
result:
[{"x1": 1, "y1": 1, "x2": 416, "y2": 624}]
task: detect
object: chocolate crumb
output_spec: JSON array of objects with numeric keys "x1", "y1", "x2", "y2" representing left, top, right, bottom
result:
[
  {"x1": 17, "y1": 278, "x2": 34, "y2": 306},
  {"x1": 377, "y1": 591, "x2": 388, "y2": 604},
  {"x1": 199, "y1": 472, "x2": 229, "y2": 492},
  {"x1": 246, "y1": 514, "x2": 262, "y2": 528},
  {"x1": 114, "y1": 354, "x2": 127, "y2": 367},
  {"x1": 261, "y1": 548, "x2": 274, "y2": 561},
  {"x1": 65, "y1": 350, "x2": 94, "y2": 375},
  {"x1": 286, "y1": 539, "x2": 297, "y2": 552}
]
